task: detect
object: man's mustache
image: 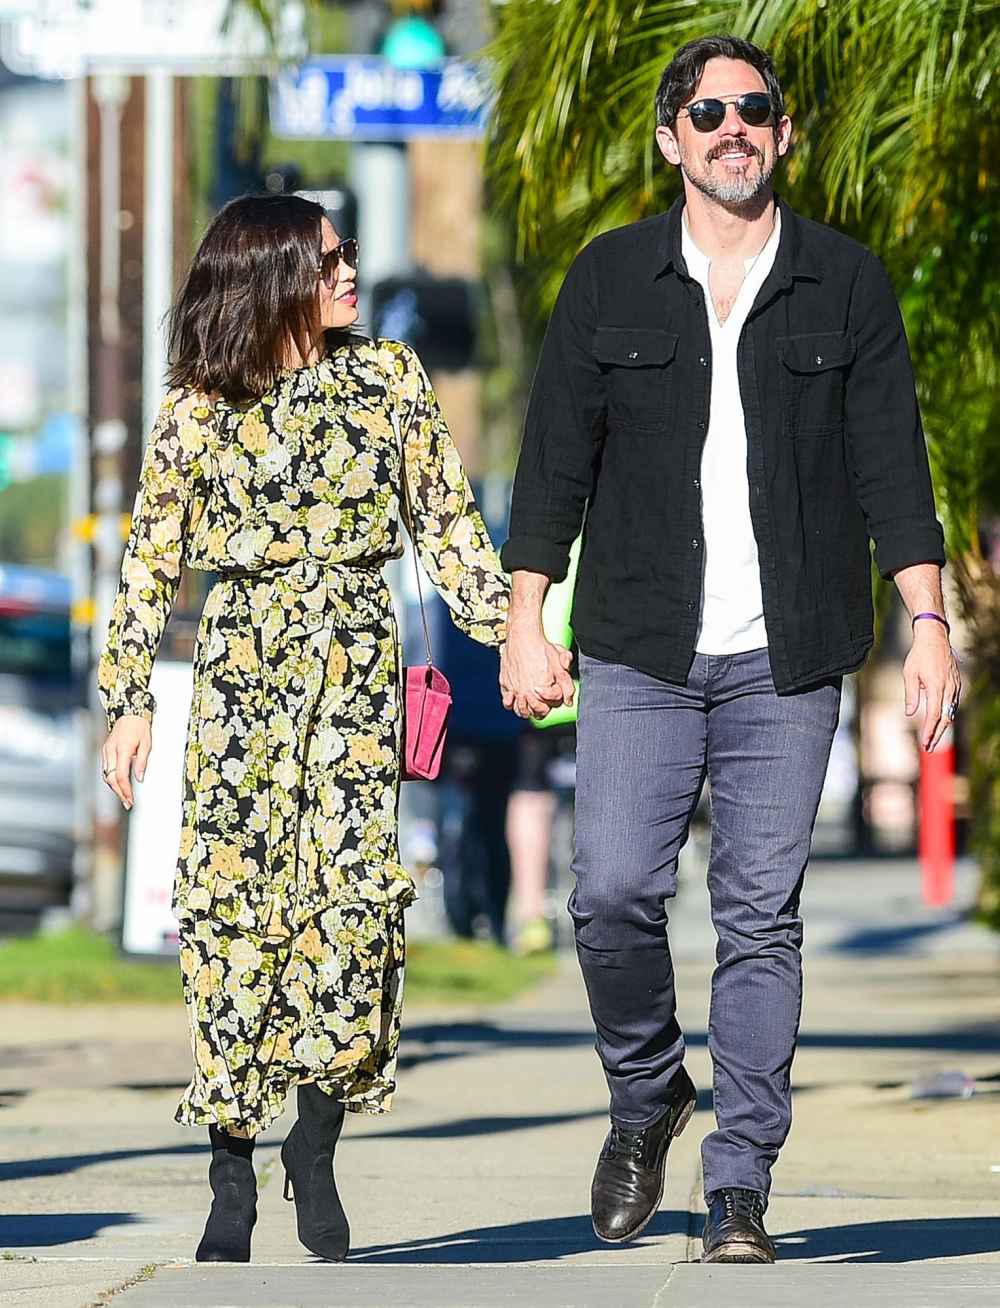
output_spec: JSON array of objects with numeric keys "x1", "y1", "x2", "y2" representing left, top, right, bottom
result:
[{"x1": 706, "y1": 139, "x2": 764, "y2": 164}]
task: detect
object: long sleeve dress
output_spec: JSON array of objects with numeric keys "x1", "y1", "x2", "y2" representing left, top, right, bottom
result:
[{"x1": 97, "y1": 338, "x2": 509, "y2": 1136}]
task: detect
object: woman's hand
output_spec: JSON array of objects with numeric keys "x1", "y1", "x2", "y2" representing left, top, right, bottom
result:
[{"x1": 100, "y1": 715, "x2": 152, "y2": 811}]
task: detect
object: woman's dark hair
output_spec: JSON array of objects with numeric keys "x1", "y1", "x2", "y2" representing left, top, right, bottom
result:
[
  {"x1": 167, "y1": 193, "x2": 326, "y2": 404},
  {"x1": 655, "y1": 35, "x2": 784, "y2": 129}
]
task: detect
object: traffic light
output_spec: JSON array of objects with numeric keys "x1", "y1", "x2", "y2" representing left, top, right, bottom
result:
[
  {"x1": 377, "y1": 0, "x2": 447, "y2": 68},
  {"x1": 371, "y1": 274, "x2": 478, "y2": 372}
]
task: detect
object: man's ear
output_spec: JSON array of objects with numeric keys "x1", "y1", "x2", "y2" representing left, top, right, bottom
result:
[
  {"x1": 775, "y1": 114, "x2": 793, "y2": 159},
  {"x1": 655, "y1": 125, "x2": 681, "y2": 166}
]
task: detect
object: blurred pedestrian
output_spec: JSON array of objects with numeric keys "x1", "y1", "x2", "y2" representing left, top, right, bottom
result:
[
  {"x1": 506, "y1": 722, "x2": 576, "y2": 955},
  {"x1": 500, "y1": 35, "x2": 960, "y2": 1265},
  {"x1": 97, "y1": 194, "x2": 509, "y2": 1262},
  {"x1": 430, "y1": 483, "x2": 524, "y2": 944}
]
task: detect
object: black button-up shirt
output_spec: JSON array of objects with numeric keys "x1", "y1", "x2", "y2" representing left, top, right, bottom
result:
[{"x1": 501, "y1": 196, "x2": 945, "y2": 694}]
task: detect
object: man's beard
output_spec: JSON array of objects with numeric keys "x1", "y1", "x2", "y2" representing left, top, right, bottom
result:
[{"x1": 679, "y1": 137, "x2": 775, "y2": 206}]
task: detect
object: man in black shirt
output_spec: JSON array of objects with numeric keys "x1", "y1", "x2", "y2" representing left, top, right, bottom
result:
[{"x1": 499, "y1": 35, "x2": 960, "y2": 1264}]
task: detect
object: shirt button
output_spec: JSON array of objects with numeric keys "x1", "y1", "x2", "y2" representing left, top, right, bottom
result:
[
  {"x1": 696, "y1": 420, "x2": 706, "y2": 430},
  {"x1": 687, "y1": 600, "x2": 696, "y2": 611},
  {"x1": 628, "y1": 350, "x2": 639, "y2": 360},
  {"x1": 815, "y1": 355, "x2": 823, "y2": 365},
  {"x1": 693, "y1": 477, "x2": 701, "y2": 489},
  {"x1": 698, "y1": 356, "x2": 708, "y2": 367},
  {"x1": 691, "y1": 538, "x2": 700, "y2": 550}
]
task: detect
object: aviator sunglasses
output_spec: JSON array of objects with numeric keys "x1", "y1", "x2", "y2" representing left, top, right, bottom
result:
[
  {"x1": 318, "y1": 236, "x2": 359, "y2": 288},
  {"x1": 677, "y1": 92, "x2": 774, "y2": 133}
]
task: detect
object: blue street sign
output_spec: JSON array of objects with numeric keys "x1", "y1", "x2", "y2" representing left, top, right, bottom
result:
[{"x1": 270, "y1": 57, "x2": 491, "y2": 141}]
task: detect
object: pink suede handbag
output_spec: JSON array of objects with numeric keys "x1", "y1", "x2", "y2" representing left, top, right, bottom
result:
[{"x1": 390, "y1": 405, "x2": 453, "y2": 781}]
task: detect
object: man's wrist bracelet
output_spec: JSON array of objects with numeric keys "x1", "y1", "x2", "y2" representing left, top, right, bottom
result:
[{"x1": 912, "y1": 611, "x2": 950, "y2": 636}]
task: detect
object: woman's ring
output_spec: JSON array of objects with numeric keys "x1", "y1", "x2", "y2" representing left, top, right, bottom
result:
[
  {"x1": 945, "y1": 700, "x2": 958, "y2": 721},
  {"x1": 102, "y1": 763, "x2": 114, "y2": 776}
]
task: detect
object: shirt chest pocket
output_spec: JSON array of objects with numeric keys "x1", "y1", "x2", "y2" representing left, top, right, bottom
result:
[
  {"x1": 776, "y1": 331, "x2": 856, "y2": 436},
  {"x1": 593, "y1": 327, "x2": 679, "y2": 432}
]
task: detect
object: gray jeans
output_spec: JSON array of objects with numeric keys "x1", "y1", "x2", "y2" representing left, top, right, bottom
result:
[{"x1": 570, "y1": 648, "x2": 841, "y2": 1198}]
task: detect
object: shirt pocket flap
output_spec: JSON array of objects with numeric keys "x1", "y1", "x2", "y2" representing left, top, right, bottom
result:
[
  {"x1": 778, "y1": 331, "x2": 856, "y2": 374},
  {"x1": 593, "y1": 327, "x2": 679, "y2": 367}
]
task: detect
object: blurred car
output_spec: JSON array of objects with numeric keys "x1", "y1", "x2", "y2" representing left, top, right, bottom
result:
[{"x1": 0, "y1": 563, "x2": 80, "y2": 931}]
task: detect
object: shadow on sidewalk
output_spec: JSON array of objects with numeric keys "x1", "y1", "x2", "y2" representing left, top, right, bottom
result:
[
  {"x1": 1, "y1": 1212, "x2": 140, "y2": 1247},
  {"x1": 350, "y1": 1108, "x2": 607, "y2": 1141},
  {"x1": 349, "y1": 1090, "x2": 717, "y2": 1142},
  {"x1": 396, "y1": 1020, "x2": 593, "y2": 1074},
  {"x1": 829, "y1": 913, "x2": 972, "y2": 954},
  {"x1": 350, "y1": 1209, "x2": 690, "y2": 1263},
  {"x1": 0, "y1": 1139, "x2": 282, "y2": 1184},
  {"x1": 772, "y1": 1217, "x2": 1000, "y2": 1262}
]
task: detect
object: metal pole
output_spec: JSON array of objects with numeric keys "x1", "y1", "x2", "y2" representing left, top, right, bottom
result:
[
  {"x1": 349, "y1": 141, "x2": 411, "y2": 325},
  {"x1": 67, "y1": 73, "x2": 93, "y2": 922},
  {"x1": 90, "y1": 70, "x2": 131, "y2": 932},
  {"x1": 142, "y1": 69, "x2": 173, "y2": 442}
]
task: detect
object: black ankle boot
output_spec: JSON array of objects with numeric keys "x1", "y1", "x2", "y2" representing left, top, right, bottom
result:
[
  {"x1": 281, "y1": 1082, "x2": 350, "y2": 1261},
  {"x1": 702, "y1": 1187, "x2": 776, "y2": 1263},
  {"x1": 195, "y1": 1125, "x2": 257, "y2": 1262},
  {"x1": 591, "y1": 1066, "x2": 697, "y2": 1243}
]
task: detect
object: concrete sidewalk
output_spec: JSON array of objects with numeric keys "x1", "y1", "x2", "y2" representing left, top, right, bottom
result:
[{"x1": 1, "y1": 858, "x2": 999, "y2": 1306}]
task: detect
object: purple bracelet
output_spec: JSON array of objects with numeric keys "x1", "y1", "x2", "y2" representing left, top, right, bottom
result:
[{"x1": 912, "y1": 611, "x2": 950, "y2": 635}]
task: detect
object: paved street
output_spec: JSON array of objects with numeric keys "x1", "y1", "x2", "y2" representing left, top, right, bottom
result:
[{"x1": 1, "y1": 857, "x2": 998, "y2": 1306}]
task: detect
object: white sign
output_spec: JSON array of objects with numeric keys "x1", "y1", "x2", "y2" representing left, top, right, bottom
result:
[
  {"x1": 121, "y1": 658, "x2": 192, "y2": 957},
  {"x1": 1, "y1": 0, "x2": 306, "y2": 79}
]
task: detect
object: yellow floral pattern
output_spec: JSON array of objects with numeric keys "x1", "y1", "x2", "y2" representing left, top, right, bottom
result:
[{"x1": 98, "y1": 338, "x2": 509, "y2": 1134}]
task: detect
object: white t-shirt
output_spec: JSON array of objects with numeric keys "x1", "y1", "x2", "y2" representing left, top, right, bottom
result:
[{"x1": 681, "y1": 210, "x2": 781, "y2": 656}]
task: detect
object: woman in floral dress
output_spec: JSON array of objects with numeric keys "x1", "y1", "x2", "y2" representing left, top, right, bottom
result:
[{"x1": 97, "y1": 195, "x2": 510, "y2": 1262}]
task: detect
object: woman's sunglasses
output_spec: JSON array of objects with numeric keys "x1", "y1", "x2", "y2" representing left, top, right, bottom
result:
[
  {"x1": 677, "y1": 92, "x2": 774, "y2": 134},
  {"x1": 318, "y1": 237, "x2": 359, "y2": 288}
]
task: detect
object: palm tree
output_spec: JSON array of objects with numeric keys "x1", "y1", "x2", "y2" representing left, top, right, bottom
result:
[{"x1": 487, "y1": 0, "x2": 1000, "y2": 915}]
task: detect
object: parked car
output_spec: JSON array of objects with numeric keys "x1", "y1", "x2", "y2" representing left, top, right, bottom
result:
[{"x1": 0, "y1": 563, "x2": 79, "y2": 932}]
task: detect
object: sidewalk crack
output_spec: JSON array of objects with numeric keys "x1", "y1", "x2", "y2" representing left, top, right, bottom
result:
[{"x1": 87, "y1": 1261, "x2": 160, "y2": 1307}]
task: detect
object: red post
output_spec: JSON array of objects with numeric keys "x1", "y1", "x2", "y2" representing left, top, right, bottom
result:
[{"x1": 918, "y1": 739, "x2": 956, "y2": 906}]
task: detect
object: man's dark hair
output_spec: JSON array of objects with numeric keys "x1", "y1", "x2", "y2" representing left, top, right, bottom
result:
[
  {"x1": 167, "y1": 193, "x2": 328, "y2": 405},
  {"x1": 655, "y1": 35, "x2": 784, "y2": 129}
]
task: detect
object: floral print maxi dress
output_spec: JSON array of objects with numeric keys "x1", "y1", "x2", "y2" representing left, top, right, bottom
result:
[{"x1": 98, "y1": 338, "x2": 509, "y2": 1135}]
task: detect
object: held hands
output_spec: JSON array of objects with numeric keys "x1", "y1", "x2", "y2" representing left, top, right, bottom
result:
[
  {"x1": 100, "y1": 715, "x2": 152, "y2": 810},
  {"x1": 903, "y1": 621, "x2": 962, "y2": 753},
  {"x1": 500, "y1": 626, "x2": 575, "y2": 720}
]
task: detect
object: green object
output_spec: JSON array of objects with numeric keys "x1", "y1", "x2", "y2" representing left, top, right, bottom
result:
[
  {"x1": 380, "y1": 16, "x2": 446, "y2": 69},
  {"x1": 512, "y1": 915, "x2": 555, "y2": 957},
  {"x1": 535, "y1": 536, "x2": 580, "y2": 728}
]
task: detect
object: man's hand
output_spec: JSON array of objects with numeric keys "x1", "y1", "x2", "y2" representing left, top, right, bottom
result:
[
  {"x1": 903, "y1": 622, "x2": 961, "y2": 753},
  {"x1": 100, "y1": 715, "x2": 152, "y2": 811},
  {"x1": 500, "y1": 629, "x2": 574, "y2": 720},
  {"x1": 500, "y1": 567, "x2": 575, "y2": 720}
]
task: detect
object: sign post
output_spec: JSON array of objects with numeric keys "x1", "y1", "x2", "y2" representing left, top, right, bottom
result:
[{"x1": 919, "y1": 736, "x2": 956, "y2": 907}]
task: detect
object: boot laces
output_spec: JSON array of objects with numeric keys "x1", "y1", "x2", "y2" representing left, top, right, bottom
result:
[
  {"x1": 720, "y1": 1188, "x2": 765, "y2": 1223},
  {"x1": 607, "y1": 1124, "x2": 646, "y2": 1165}
]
